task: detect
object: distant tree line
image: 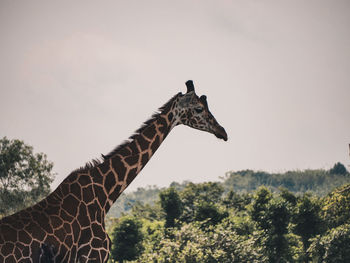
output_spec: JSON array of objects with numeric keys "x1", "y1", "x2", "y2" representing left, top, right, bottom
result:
[{"x1": 109, "y1": 163, "x2": 350, "y2": 218}]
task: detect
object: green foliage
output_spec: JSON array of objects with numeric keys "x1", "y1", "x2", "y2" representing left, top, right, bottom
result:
[
  {"x1": 104, "y1": 164, "x2": 350, "y2": 262},
  {"x1": 137, "y1": 222, "x2": 264, "y2": 263},
  {"x1": 180, "y1": 182, "x2": 224, "y2": 224},
  {"x1": 309, "y1": 224, "x2": 350, "y2": 263},
  {"x1": 111, "y1": 216, "x2": 143, "y2": 262},
  {"x1": 141, "y1": 219, "x2": 164, "y2": 246},
  {"x1": 224, "y1": 167, "x2": 350, "y2": 196},
  {"x1": 194, "y1": 202, "x2": 228, "y2": 226},
  {"x1": 107, "y1": 165, "x2": 350, "y2": 218},
  {"x1": 0, "y1": 137, "x2": 54, "y2": 217},
  {"x1": 108, "y1": 185, "x2": 161, "y2": 218},
  {"x1": 222, "y1": 190, "x2": 252, "y2": 211},
  {"x1": 250, "y1": 188, "x2": 293, "y2": 262},
  {"x1": 5, "y1": 135, "x2": 350, "y2": 262},
  {"x1": 225, "y1": 213, "x2": 255, "y2": 236},
  {"x1": 261, "y1": 198, "x2": 293, "y2": 262},
  {"x1": 112, "y1": 181, "x2": 350, "y2": 263},
  {"x1": 329, "y1": 162, "x2": 348, "y2": 175},
  {"x1": 130, "y1": 201, "x2": 164, "y2": 221},
  {"x1": 159, "y1": 187, "x2": 183, "y2": 228},
  {"x1": 322, "y1": 183, "x2": 350, "y2": 228},
  {"x1": 292, "y1": 194, "x2": 324, "y2": 252},
  {"x1": 279, "y1": 187, "x2": 297, "y2": 206},
  {"x1": 250, "y1": 186, "x2": 272, "y2": 228}
]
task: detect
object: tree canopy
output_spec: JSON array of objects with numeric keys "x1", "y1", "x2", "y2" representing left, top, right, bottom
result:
[
  {"x1": 105, "y1": 180, "x2": 350, "y2": 263},
  {"x1": 0, "y1": 137, "x2": 55, "y2": 217},
  {"x1": 329, "y1": 162, "x2": 348, "y2": 175},
  {"x1": 159, "y1": 187, "x2": 182, "y2": 228},
  {"x1": 111, "y1": 216, "x2": 143, "y2": 263}
]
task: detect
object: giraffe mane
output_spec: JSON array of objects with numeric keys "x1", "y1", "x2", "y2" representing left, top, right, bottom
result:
[{"x1": 72, "y1": 92, "x2": 181, "y2": 174}]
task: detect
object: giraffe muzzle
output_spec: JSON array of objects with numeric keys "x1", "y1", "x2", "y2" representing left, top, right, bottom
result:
[{"x1": 214, "y1": 126, "x2": 228, "y2": 141}]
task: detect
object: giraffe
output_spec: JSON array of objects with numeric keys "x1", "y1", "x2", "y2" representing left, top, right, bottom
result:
[{"x1": 0, "y1": 80, "x2": 228, "y2": 262}]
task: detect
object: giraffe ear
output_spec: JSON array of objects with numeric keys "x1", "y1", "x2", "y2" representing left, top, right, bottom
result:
[
  {"x1": 200, "y1": 95, "x2": 208, "y2": 108},
  {"x1": 185, "y1": 80, "x2": 195, "y2": 93}
]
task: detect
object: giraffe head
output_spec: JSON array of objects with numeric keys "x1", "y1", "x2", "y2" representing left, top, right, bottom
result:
[{"x1": 172, "y1": 80, "x2": 228, "y2": 141}]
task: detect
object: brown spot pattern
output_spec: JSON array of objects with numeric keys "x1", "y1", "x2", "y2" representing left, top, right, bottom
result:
[{"x1": 0, "y1": 90, "x2": 226, "y2": 262}]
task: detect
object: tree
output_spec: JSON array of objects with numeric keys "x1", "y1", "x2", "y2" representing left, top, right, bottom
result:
[
  {"x1": 222, "y1": 190, "x2": 252, "y2": 211},
  {"x1": 130, "y1": 201, "x2": 164, "y2": 221},
  {"x1": 261, "y1": 198, "x2": 293, "y2": 263},
  {"x1": 292, "y1": 193, "x2": 324, "y2": 261},
  {"x1": 194, "y1": 201, "x2": 228, "y2": 226},
  {"x1": 329, "y1": 162, "x2": 348, "y2": 175},
  {"x1": 309, "y1": 224, "x2": 350, "y2": 263},
  {"x1": 250, "y1": 186, "x2": 272, "y2": 229},
  {"x1": 180, "y1": 182, "x2": 224, "y2": 223},
  {"x1": 159, "y1": 187, "x2": 182, "y2": 228},
  {"x1": 111, "y1": 216, "x2": 143, "y2": 263},
  {"x1": 250, "y1": 188, "x2": 294, "y2": 262},
  {"x1": 0, "y1": 137, "x2": 54, "y2": 217},
  {"x1": 279, "y1": 187, "x2": 297, "y2": 206},
  {"x1": 322, "y1": 183, "x2": 350, "y2": 228}
]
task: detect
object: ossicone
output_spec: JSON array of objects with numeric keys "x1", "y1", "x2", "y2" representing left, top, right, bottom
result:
[
  {"x1": 185, "y1": 80, "x2": 195, "y2": 93},
  {"x1": 200, "y1": 95, "x2": 207, "y2": 101}
]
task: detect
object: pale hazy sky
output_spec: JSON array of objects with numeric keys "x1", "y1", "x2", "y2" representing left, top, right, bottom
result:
[{"x1": 1, "y1": 0, "x2": 349, "y2": 191}]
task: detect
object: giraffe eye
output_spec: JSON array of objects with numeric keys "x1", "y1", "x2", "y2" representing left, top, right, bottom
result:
[{"x1": 195, "y1": 107, "x2": 204, "y2": 113}]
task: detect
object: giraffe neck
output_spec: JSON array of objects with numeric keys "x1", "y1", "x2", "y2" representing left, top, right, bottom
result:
[
  {"x1": 49, "y1": 93, "x2": 181, "y2": 220},
  {"x1": 100, "y1": 94, "x2": 180, "y2": 212},
  {"x1": 77, "y1": 93, "x2": 180, "y2": 215}
]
